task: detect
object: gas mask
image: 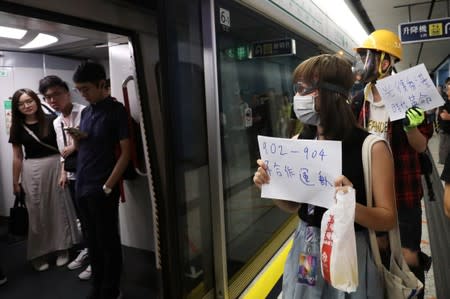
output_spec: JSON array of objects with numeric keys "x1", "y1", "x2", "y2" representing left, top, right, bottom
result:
[
  {"x1": 356, "y1": 49, "x2": 380, "y2": 83},
  {"x1": 293, "y1": 94, "x2": 320, "y2": 126},
  {"x1": 356, "y1": 49, "x2": 394, "y2": 83}
]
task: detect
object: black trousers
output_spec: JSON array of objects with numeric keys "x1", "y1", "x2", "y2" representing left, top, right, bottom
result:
[
  {"x1": 80, "y1": 190, "x2": 122, "y2": 299},
  {"x1": 68, "y1": 180, "x2": 88, "y2": 246}
]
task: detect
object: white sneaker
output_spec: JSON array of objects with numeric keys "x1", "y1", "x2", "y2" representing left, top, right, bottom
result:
[
  {"x1": 0, "y1": 276, "x2": 7, "y2": 286},
  {"x1": 67, "y1": 248, "x2": 89, "y2": 270},
  {"x1": 32, "y1": 258, "x2": 49, "y2": 272},
  {"x1": 56, "y1": 250, "x2": 69, "y2": 267},
  {"x1": 78, "y1": 265, "x2": 91, "y2": 280}
]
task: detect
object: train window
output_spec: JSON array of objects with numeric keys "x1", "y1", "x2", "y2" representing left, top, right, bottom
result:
[{"x1": 215, "y1": 0, "x2": 320, "y2": 292}]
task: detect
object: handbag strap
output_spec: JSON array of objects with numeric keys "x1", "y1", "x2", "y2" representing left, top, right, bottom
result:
[
  {"x1": 362, "y1": 134, "x2": 404, "y2": 269},
  {"x1": 40, "y1": 101, "x2": 57, "y2": 116},
  {"x1": 22, "y1": 124, "x2": 59, "y2": 152},
  {"x1": 362, "y1": 135, "x2": 384, "y2": 270},
  {"x1": 13, "y1": 185, "x2": 26, "y2": 208}
]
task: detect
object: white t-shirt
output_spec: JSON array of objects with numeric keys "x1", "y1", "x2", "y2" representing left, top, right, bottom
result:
[
  {"x1": 365, "y1": 85, "x2": 389, "y2": 140},
  {"x1": 53, "y1": 102, "x2": 86, "y2": 180}
]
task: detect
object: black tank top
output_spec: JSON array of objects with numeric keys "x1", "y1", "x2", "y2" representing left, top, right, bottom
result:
[{"x1": 298, "y1": 126, "x2": 369, "y2": 231}]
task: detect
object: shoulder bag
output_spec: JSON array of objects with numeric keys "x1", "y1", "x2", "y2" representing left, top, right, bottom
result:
[
  {"x1": 362, "y1": 134, "x2": 423, "y2": 299},
  {"x1": 8, "y1": 185, "x2": 28, "y2": 236}
]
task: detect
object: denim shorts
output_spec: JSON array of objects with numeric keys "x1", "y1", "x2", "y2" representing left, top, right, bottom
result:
[{"x1": 282, "y1": 220, "x2": 383, "y2": 299}]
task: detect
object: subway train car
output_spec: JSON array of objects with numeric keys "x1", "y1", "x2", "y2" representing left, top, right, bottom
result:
[{"x1": 0, "y1": 1, "x2": 448, "y2": 299}]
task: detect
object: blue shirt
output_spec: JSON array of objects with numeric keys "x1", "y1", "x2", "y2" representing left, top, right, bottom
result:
[{"x1": 76, "y1": 97, "x2": 129, "y2": 199}]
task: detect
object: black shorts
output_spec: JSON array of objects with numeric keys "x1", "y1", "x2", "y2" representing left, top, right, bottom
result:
[{"x1": 397, "y1": 204, "x2": 422, "y2": 251}]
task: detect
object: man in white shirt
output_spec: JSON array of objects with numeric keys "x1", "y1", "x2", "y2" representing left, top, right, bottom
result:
[{"x1": 39, "y1": 75, "x2": 91, "y2": 281}]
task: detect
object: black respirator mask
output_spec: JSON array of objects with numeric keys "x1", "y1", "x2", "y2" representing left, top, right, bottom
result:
[{"x1": 356, "y1": 49, "x2": 380, "y2": 83}]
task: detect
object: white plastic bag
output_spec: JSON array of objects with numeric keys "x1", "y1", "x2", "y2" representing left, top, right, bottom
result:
[{"x1": 320, "y1": 187, "x2": 358, "y2": 293}]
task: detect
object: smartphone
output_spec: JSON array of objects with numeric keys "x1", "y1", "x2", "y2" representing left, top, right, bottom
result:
[
  {"x1": 63, "y1": 127, "x2": 81, "y2": 134},
  {"x1": 64, "y1": 127, "x2": 87, "y2": 138}
]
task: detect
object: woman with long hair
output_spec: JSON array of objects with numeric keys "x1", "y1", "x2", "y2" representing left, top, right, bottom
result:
[
  {"x1": 9, "y1": 88, "x2": 80, "y2": 271},
  {"x1": 253, "y1": 54, "x2": 396, "y2": 298}
]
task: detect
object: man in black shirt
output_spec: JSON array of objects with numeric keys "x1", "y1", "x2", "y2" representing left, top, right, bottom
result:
[{"x1": 71, "y1": 62, "x2": 130, "y2": 299}]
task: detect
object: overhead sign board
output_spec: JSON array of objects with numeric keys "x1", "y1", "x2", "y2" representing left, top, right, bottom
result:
[
  {"x1": 224, "y1": 45, "x2": 250, "y2": 60},
  {"x1": 251, "y1": 38, "x2": 296, "y2": 58},
  {"x1": 399, "y1": 17, "x2": 450, "y2": 43}
]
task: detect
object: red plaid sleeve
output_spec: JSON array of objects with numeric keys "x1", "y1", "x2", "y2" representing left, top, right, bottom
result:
[{"x1": 392, "y1": 120, "x2": 433, "y2": 209}]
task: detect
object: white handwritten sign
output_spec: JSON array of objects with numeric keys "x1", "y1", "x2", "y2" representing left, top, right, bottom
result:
[
  {"x1": 376, "y1": 64, "x2": 444, "y2": 121},
  {"x1": 258, "y1": 135, "x2": 342, "y2": 209}
]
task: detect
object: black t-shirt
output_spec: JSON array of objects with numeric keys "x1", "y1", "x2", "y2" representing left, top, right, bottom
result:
[
  {"x1": 9, "y1": 115, "x2": 59, "y2": 159},
  {"x1": 76, "y1": 97, "x2": 129, "y2": 199},
  {"x1": 298, "y1": 126, "x2": 369, "y2": 231}
]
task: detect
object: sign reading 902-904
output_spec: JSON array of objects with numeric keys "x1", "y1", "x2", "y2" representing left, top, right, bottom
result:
[{"x1": 257, "y1": 135, "x2": 342, "y2": 209}]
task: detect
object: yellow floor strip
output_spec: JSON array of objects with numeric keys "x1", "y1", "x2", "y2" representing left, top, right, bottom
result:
[{"x1": 241, "y1": 239, "x2": 293, "y2": 299}]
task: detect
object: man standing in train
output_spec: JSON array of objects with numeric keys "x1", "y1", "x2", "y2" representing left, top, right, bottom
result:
[
  {"x1": 70, "y1": 62, "x2": 130, "y2": 299},
  {"x1": 39, "y1": 75, "x2": 91, "y2": 281},
  {"x1": 355, "y1": 29, "x2": 433, "y2": 299}
]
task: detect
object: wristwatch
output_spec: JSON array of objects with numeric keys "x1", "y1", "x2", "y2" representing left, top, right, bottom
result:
[{"x1": 102, "y1": 184, "x2": 112, "y2": 195}]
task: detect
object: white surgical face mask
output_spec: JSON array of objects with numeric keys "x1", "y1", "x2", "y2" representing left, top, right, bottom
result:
[{"x1": 293, "y1": 95, "x2": 320, "y2": 126}]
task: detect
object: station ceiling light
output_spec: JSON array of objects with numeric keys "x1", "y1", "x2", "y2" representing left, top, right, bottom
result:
[
  {"x1": 20, "y1": 33, "x2": 58, "y2": 49},
  {"x1": 0, "y1": 25, "x2": 27, "y2": 39},
  {"x1": 312, "y1": 0, "x2": 368, "y2": 44},
  {"x1": 95, "y1": 42, "x2": 120, "y2": 48}
]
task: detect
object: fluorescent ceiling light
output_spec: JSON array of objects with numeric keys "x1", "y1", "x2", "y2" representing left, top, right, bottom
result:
[
  {"x1": 95, "y1": 42, "x2": 120, "y2": 48},
  {"x1": 312, "y1": 0, "x2": 368, "y2": 45},
  {"x1": 0, "y1": 25, "x2": 27, "y2": 39},
  {"x1": 20, "y1": 33, "x2": 58, "y2": 49}
]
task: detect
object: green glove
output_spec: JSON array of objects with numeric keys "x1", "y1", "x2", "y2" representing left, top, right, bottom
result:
[{"x1": 403, "y1": 107, "x2": 425, "y2": 132}]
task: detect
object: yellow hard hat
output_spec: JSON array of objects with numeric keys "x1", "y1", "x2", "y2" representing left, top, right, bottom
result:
[{"x1": 355, "y1": 29, "x2": 403, "y2": 62}]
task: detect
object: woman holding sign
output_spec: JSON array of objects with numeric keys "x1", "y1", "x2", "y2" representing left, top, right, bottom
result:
[{"x1": 253, "y1": 54, "x2": 396, "y2": 298}]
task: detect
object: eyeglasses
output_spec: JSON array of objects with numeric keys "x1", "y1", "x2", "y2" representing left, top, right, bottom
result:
[
  {"x1": 293, "y1": 82, "x2": 317, "y2": 96},
  {"x1": 43, "y1": 91, "x2": 65, "y2": 101},
  {"x1": 18, "y1": 98, "x2": 35, "y2": 108}
]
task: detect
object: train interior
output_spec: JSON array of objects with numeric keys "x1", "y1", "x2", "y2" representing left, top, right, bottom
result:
[{"x1": 0, "y1": 6, "x2": 159, "y2": 299}]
